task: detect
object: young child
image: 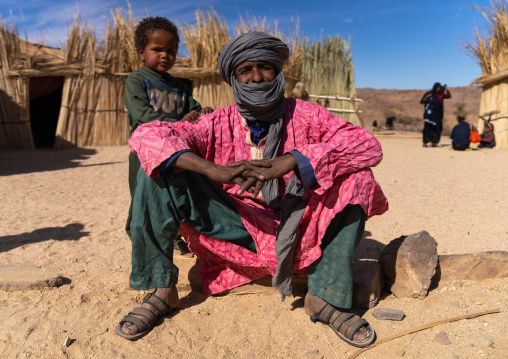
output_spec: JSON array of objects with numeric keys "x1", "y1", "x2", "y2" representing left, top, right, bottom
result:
[
  {"x1": 125, "y1": 16, "x2": 212, "y2": 256},
  {"x1": 479, "y1": 122, "x2": 496, "y2": 148}
]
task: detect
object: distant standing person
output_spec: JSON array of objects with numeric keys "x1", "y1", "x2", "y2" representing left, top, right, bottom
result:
[
  {"x1": 450, "y1": 116, "x2": 470, "y2": 151},
  {"x1": 420, "y1": 82, "x2": 451, "y2": 147},
  {"x1": 385, "y1": 116, "x2": 395, "y2": 130}
]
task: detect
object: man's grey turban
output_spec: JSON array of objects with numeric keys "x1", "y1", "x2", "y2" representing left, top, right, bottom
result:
[
  {"x1": 218, "y1": 32, "x2": 289, "y2": 122},
  {"x1": 218, "y1": 31, "x2": 289, "y2": 86}
]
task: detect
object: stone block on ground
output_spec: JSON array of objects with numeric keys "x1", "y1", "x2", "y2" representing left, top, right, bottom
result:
[
  {"x1": 437, "y1": 251, "x2": 508, "y2": 281},
  {"x1": 224, "y1": 274, "x2": 309, "y2": 296},
  {"x1": 179, "y1": 260, "x2": 309, "y2": 297},
  {"x1": 352, "y1": 259, "x2": 382, "y2": 309},
  {"x1": 179, "y1": 255, "x2": 382, "y2": 306},
  {"x1": 372, "y1": 308, "x2": 405, "y2": 321},
  {"x1": 380, "y1": 231, "x2": 438, "y2": 299},
  {"x1": 0, "y1": 263, "x2": 63, "y2": 291}
]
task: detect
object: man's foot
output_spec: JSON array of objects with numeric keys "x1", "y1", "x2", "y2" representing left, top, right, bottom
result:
[
  {"x1": 304, "y1": 293, "x2": 375, "y2": 347},
  {"x1": 431, "y1": 143, "x2": 438, "y2": 147},
  {"x1": 117, "y1": 286, "x2": 179, "y2": 340},
  {"x1": 423, "y1": 143, "x2": 428, "y2": 147}
]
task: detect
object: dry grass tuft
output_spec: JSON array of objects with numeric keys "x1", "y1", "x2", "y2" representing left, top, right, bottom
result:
[
  {"x1": 302, "y1": 35, "x2": 358, "y2": 124},
  {"x1": 461, "y1": 0, "x2": 508, "y2": 81},
  {"x1": 179, "y1": 8, "x2": 233, "y2": 108},
  {"x1": 180, "y1": 8, "x2": 230, "y2": 69}
]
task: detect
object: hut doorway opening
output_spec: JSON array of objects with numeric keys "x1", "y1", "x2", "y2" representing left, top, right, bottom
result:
[{"x1": 29, "y1": 76, "x2": 65, "y2": 148}]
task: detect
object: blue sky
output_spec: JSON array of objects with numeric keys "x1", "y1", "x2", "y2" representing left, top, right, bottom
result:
[{"x1": 0, "y1": 0, "x2": 495, "y2": 90}]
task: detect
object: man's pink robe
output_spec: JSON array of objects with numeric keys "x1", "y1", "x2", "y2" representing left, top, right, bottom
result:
[{"x1": 129, "y1": 98, "x2": 388, "y2": 295}]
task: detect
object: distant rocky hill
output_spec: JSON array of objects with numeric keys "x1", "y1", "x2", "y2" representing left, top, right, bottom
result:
[{"x1": 356, "y1": 86, "x2": 482, "y2": 135}]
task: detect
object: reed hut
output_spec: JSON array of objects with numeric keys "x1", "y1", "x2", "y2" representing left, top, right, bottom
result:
[
  {"x1": 0, "y1": 11, "x2": 189, "y2": 149},
  {"x1": 0, "y1": 14, "x2": 136, "y2": 149},
  {"x1": 463, "y1": 0, "x2": 508, "y2": 149},
  {"x1": 0, "y1": 7, "x2": 360, "y2": 150},
  {"x1": 301, "y1": 35, "x2": 359, "y2": 125}
]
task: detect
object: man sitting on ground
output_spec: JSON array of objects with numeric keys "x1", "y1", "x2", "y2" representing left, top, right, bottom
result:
[{"x1": 117, "y1": 31, "x2": 389, "y2": 348}]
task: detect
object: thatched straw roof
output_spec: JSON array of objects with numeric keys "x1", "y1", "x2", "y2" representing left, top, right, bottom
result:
[{"x1": 462, "y1": 0, "x2": 508, "y2": 86}]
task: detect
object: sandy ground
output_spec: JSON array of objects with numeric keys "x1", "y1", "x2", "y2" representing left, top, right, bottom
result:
[{"x1": 0, "y1": 136, "x2": 507, "y2": 359}]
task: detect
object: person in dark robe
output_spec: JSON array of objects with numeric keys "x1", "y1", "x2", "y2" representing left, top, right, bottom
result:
[{"x1": 420, "y1": 82, "x2": 451, "y2": 147}]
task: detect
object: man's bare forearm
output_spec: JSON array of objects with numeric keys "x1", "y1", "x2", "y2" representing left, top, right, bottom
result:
[{"x1": 171, "y1": 151, "x2": 219, "y2": 178}]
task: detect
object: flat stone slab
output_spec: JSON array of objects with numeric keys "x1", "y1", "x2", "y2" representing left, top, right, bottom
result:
[
  {"x1": 0, "y1": 263, "x2": 63, "y2": 291},
  {"x1": 437, "y1": 251, "x2": 508, "y2": 281},
  {"x1": 178, "y1": 270, "x2": 309, "y2": 296}
]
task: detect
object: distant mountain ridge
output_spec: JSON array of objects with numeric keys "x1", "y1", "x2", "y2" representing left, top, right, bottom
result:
[{"x1": 356, "y1": 86, "x2": 482, "y2": 134}]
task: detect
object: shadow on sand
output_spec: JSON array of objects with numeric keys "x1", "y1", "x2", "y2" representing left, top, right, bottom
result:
[
  {"x1": 0, "y1": 147, "x2": 122, "y2": 176},
  {"x1": 0, "y1": 223, "x2": 90, "y2": 253}
]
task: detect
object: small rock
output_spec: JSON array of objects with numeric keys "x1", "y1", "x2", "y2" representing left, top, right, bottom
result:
[
  {"x1": 305, "y1": 349, "x2": 323, "y2": 359},
  {"x1": 452, "y1": 301, "x2": 459, "y2": 306},
  {"x1": 434, "y1": 332, "x2": 451, "y2": 345},
  {"x1": 478, "y1": 335, "x2": 494, "y2": 347},
  {"x1": 372, "y1": 308, "x2": 405, "y2": 321},
  {"x1": 395, "y1": 349, "x2": 406, "y2": 357},
  {"x1": 62, "y1": 336, "x2": 72, "y2": 347}
]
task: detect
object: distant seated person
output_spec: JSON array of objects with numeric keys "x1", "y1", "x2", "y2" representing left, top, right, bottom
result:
[
  {"x1": 449, "y1": 116, "x2": 470, "y2": 151},
  {"x1": 385, "y1": 116, "x2": 395, "y2": 130},
  {"x1": 478, "y1": 123, "x2": 496, "y2": 148}
]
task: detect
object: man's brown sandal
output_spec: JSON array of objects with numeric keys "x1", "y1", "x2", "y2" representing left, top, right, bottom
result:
[
  {"x1": 310, "y1": 303, "x2": 376, "y2": 348},
  {"x1": 116, "y1": 292, "x2": 175, "y2": 341}
]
